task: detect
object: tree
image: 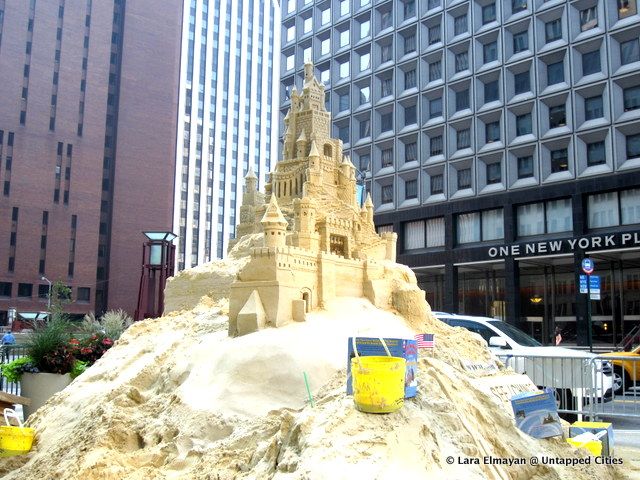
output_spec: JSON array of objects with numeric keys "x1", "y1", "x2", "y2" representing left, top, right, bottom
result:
[{"x1": 49, "y1": 281, "x2": 72, "y2": 320}]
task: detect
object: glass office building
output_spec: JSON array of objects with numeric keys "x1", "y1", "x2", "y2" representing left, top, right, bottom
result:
[
  {"x1": 175, "y1": 0, "x2": 280, "y2": 269},
  {"x1": 281, "y1": 0, "x2": 640, "y2": 347}
]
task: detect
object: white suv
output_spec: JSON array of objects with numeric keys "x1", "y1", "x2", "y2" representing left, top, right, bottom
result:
[{"x1": 434, "y1": 313, "x2": 614, "y2": 411}]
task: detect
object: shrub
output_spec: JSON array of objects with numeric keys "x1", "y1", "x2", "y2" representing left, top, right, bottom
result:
[{"x1": 26, "y1": 316, "x2": 74, "y2": 374}]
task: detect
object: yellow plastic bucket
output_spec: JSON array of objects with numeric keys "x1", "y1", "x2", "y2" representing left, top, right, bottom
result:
[
  {"x1": 0, "y1": 426, "x2": 35, "y2": 457},
  {"x1": 351, "y1": 339, "x2": 406, "y2": 414},
  {"x1": 0, "y1": 409, "x2": 34, "y2": 457}
]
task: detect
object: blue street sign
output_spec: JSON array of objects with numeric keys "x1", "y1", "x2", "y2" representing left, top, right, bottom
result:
[
  {"x1": 589, "y1": 275, "x2": 600, "y2": 290},
  {"x1": 581, "y1": 258, "x2": 595, "y2": 275},
  {"x1": 579, "y1": 274, "x2": 588, "y2": 294}
]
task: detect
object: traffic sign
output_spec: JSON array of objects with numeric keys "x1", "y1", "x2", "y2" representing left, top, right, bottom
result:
[
  {"x1": 581, "y1": 258, "x2": 595, "y2": 275},
  {"x1": 589, "y1": 275, "x2": 600, "y2": 290},
  {"x1": 579, "y1": 274, "x2": 588, "y2": 294}
]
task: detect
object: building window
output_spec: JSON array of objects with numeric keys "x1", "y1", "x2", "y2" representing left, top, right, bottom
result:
[
  {"x1": 338, "y1": 125, "x2": 349, "y2": 144},
  {"x1": 359, "y1": 154, "x2": 371, "y2": 171},
  {"x1": 587, "y1": 141, "x2": 606, "y2": 166},
  {"x1": 483, "y1": 42, "x2": 497, "y2": 63},
  {"x1": 517, "y1": 155, "x2": 534, "y2": 178},
  {"x1": 429, "y1": 26, "x2": 441, "y2": 45},
  {"x1": 18, "y1": 283, "x2": 33, "y2": 298},
  {"x1": 550, "y1": 148, "x2": 569, "y2": 172},
  {"x1": 623, "y1": 85, "x2": 640, "y2": 111},
  {"x1": 381, "y1": 44, "x2": 392, "y2": 62},
  {"x1": 382, "y1": 78, "x2": 393, "y2": 97},
  {"x1": 382, "y1": 148, "x2": 393, "y2": 167},
  {"x1": 381, "y1": 11, "x2": 392, "y2": 30},
  {"x1": 582, "y1": 50, "x2": 600, "y2": 76},
  {"x1": 618, "y1": 0, "x2": 637, "y2": 19},
  {"x1": 547, "y1": 61, "x2": 564, "y2": 85},
  {"x1": 585, "y1": 95, "x2": 604, "y2": 120},
  {"x1": 627, "y1": 134, "x2": 640, "y2": 158},
  {"x1": 381, "y1": 112, "x2": 393, "y2": 131},
  {"x1": 303, "y1": 17, "x2": 312, "y2": 33},
  {"x1": 321, "y1": 8, "x2": 331, "y2": 25},
  {"x1": 321, "y1": 38, "x2": 330, "y2": 55},
  {"x1": 405, "y1": 142, "x2": 417, "y2": 162},
  {"x1": 0, "y1": 282, "x2": 11, "y2": 299},
  {"x1": 482, "y1": 3, "x2": 496, "y2": 24},
  {"x1": 359, "y1": 86, "x2": 370, "y2": 104},
  {"x1": 404, "y1": 34, "x2": 416, "y2": 54},
  {"x1": 360, "y1": 53, "x2": 370, "y2": 71},
  {"x1": 484, "y1": 80, "x2": 499, "y2": 103},
  {"x1": 514, "y1": 72, "x2": 530, "y2": 94},
  {"x1": 457, "y1": 129, "x2": 471, "y2": 149},
  {"x1": 517, "y1": 199, "x2": 572, "y2": 236},
  {"x1": 430, "y1": 135, "x2": 443, "y2": 156},
  {"x1": 360, "y1": 119, "x2": 371, "y2": 138},
  {"x1": 545, "y1": 19, "x2": 562, "y2": 43},
  {"x1": 513, "y1": 31, "x2": 528, "y2": 53},
  {"x1": 516, "y1": 113, "x2": 532, "y2": 136},
  {"x1": 549, "y1": 104, "x2": 566, "y2": 128},
  {"x1": 486, "y1": 163, "x2": 501, "y2": 184},
  {"x1": 621, "y1": 39, "x2": 640, "y2": 65},
  {"x1": 360, "y1": 20, "x2": 370, "y2": 39},
  {"x1": 621, "y1": 188, "x2": 640, "y2": 225},
  {"x1": 431, "y1": 174, "x2": 444, "y2": 194},
  {"x1": 339, "y1": 62, "x2": 349, "y2": 78},
  {"x1": 77, "y1": 287, "x2": 90, "y2": 303},
  {"x1": 512, "y1": 0, "x2": 527, "y2": 13},
  {"x1": 286, "y1": 26, "x2": 295, "y2": 43},
  {"x1": 405, "y1": 179, "x2": 417, "y2": 199},
  {"x1": 339, "y1": 93, "x2": 350, "y2": 112},
  {"x1": 405, "y1": 69, "x2": 416, "y2": 89},
  {"x1": 429, "y1": 98, "x2": 442, "y2": 118},
  {"x1": 429, "y1": 61, "x2": 441, "y2": 81},
  {"x1": 428, "y1": 0, "x2": 441, "y2": 9},
  {"x1": 588, "y1": 192, "x2": 619, "y2": 228},
  {"x1": 340, "y1": 30, "x2": 350, "y2": 47},
  {"x1": 454, "y1": 14, "x2": 468, "y2": 36},
  {"x1": 580, "y1": 6, "x2": 598, "y2": 31},
  {"x1": 286, "y1": 55, "x2": 294, "y2": 70},
  {"x1": 404, "y1": 220, "x2": 425, "y2": 250},
  {"x1": 403, "y1": 0, "x2": 416, "y2": 19},
  {"x1": 457, "y1": 209, "x2": 504, "y2": 244},
  {"x1": 457, "y1": 167, "x2": 471, "y2": 188},
  {"x1": 381, "y1": 184, "x2": 393, "y2": 204},
  {"x1": 485, "y1": 122, "x2": 500, "y2": 143},
  {"x1": 456, "y1": 89, "x2": 470, "y2": 111},
  {"x1": 404, "y1": 105, "x2": 416, "y2": 125},
  {"x1": 455, "y1": 51, "x2": 469, "y2": 72}
]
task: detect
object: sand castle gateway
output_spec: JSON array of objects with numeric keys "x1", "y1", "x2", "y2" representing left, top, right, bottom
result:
[{"x1": 227, "y1": 62, "x2": 432, "y2": 337}]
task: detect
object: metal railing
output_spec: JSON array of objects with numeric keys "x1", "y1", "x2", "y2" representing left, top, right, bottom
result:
[
  {"x1": 588, "y1": 355, "x2": 639, "y2": 420},
  {"x1": 0, "y1": 345, "x2": 28, "y2": 396},
  {"x1": 499, "y1": 353, "x2": 618, "y2": 419}
]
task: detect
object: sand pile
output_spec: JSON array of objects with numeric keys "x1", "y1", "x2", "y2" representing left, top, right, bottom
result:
[{"x1": 0, "y1": 244, "x2": 636, "y2": 479}]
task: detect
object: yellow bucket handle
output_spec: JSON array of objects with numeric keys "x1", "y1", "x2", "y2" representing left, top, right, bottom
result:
[
  {"x1": 352, "y1": 336, "x2": 392, "y2": 368},
  {"x1": 3, "y1": 408, "x2": 31, "y2": 437}
]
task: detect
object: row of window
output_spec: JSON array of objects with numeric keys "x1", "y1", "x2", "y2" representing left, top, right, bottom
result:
[
  {"x1": 0, "y1": 282, "x2": 90, "y2": 303},
  {"x1": 400, "y1": 187, "x2": 640, "y2": 250}
]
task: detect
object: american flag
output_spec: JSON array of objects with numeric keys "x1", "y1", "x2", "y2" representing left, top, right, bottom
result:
[{"x1": 414, "y1": 333, "x2": 435, "y2": 349}]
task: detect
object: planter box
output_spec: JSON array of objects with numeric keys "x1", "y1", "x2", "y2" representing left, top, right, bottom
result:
[{"x1": 20, "y1": 373, "x2": 72, "y2": 419}]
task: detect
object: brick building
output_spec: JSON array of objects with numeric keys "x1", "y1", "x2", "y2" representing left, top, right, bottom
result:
[{"x1": 0, "y1": 0, "x2": 182, "y2": 322}]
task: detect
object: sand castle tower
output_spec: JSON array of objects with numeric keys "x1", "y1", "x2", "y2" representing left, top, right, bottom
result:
[{"x1": 227, "y1": 61, "x2": 401, "y2": 337}]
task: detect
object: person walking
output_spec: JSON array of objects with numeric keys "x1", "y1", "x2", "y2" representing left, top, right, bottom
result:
[{"x1": 1, "y1": 330, "x2": 16, "y2": 363}]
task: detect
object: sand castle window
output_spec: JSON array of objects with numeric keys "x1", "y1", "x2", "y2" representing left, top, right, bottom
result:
[
  {"x1": 324, "y1": 144, "x2": 332, "y2": 156},
  {"x1": 330, "y1": 235, "x2": 346, "y2": 256}
]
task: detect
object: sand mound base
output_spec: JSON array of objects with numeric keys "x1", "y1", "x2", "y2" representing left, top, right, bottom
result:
[{"x1": 0, "y1": 298, "x2": 634, "y2": 479}]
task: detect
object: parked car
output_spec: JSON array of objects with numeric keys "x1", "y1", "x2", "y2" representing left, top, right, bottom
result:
[
  {"x1": 433, "y1": 312, "x2": 614, "y2": 412},
  {"x1": 601, "y1": 343, "x2": 639, "y2": 394}
]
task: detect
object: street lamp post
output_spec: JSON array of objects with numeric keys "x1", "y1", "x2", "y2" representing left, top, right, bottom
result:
[{"x1": 41, "y1": 276, "x2": 52, "y2": 311}]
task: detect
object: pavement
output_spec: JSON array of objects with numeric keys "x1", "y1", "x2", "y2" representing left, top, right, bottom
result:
[{"x1": 597, "y1": 392, "x2": 640, "y2": 447}]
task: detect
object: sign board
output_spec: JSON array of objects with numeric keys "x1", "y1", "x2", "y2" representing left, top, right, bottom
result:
[
  {"x1": 581, "y1": 258, "x2": 595, "y2": 275},
  {"x1": 470, "y1": 373, "x2": 538, "y2": 417},
  {"x1": 579, "y1": 274, "x2": 588, "y2": 294},
  {"x1": 580, "y1": 275, "x2": 601, "y2": 299}
]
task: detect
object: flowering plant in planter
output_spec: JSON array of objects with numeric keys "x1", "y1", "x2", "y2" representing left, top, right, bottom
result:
[{"x1": 68, "y1": 335, "x2": 114, "y2": 365}]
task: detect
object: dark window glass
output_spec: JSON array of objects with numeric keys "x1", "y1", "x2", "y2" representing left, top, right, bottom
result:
[
  {"x1": 11, "y1": 207, "x2": 18, "y2": 221},
  {"x1": 381, "y1": 112, "x2": 393, "y2": 131},
  {"x1": 547, "y1": 61, "x2": 564, "y2": 85},
  {"x1": 359, "y1": 119, "x2": 371, "y2": 138},
  {"x1": 549, "y1": 104, "x2": 566, "y2": 128},
  {"x1": 512, "y1": 0, "x2": 527, "y2": 13},
  {"x1": 382, "y1": 78, "x2": 393, "y2": 97},
  {"x1": 483, "y1": 41, "x2": 497, "y2": 63},
  {"x1": 582, "y1": 50, "x2": 601, "y2": 76},
  {"x1": 587, "y1": 141, "x2": 606, "y2": 166},
  {"x1": 382, "y1": 148, "x2": 393, "y2": 167},
  {"x1": 623, "y1": 85, "x2": 640, "y2": 111},
  {"x1": 18, "y1": 283, "x2": 33, "y2": 298},
  {"x1": 38, "y1": 284, "x2": 48, "y2": 298},
  {"x1": 580, "y1": 6, "x2": 598, "y2": 30},
  {"x1": 517, "y1": 155, "x2": 534, "y2": 178},
  {"x1": 339, "y1": 93, "x2": 349, "y2": 112},
  {"x1": 485, "y1": 122, "x2": 500, "y2": 143},
  {"x1": 429, "y1": 61, "x2": 441, "y2": 81},
  {"x1": 458, "y1": 168, "x2": 471, "y2": 188},
  {"x1": 514, "y1": 71, "x2": 530, "y2": 94},
  {"x1": 405, "y1": 105, "x2": 417, "y2": 125},
  {"x1": 551, "y1": 148, "x2": 569, "y2": 172},
  {"x1": 455, "y1": 51, "x2": 468, "y2": 72},
  {"x1": 516, "y1": 113, "x2": 532, "y2": 136},
  {"x1": 405, "y1": 69, "x2": 416, "y2": 89},
  {"x1": 405, "y1": 179, "x2": 417, "y2": 199},
  {"x1": 627, "y1": 134, "x2": 640, "y2": 158},
  {"x1": 456, "y1": 89, "x2": 469, "y2": 111},
  {"x1": 8, "y1": 257, "x2": 14, "y2": 272},
  {"x1": 513, "y1": 31, "x2": 528, "y2": 53},
  {"x1": 429, "y1": 98, "x2": 442, "y2": 118},
  {"x1": 484, "y1": 80, "x2": 499, "y2": 103},
  {"x1": 430, "y1": 174, "x2": 444, "y2": 194},
  {"x1": 381, "y1": 184, "x2": 393, "y2": 203},
  {"x1": 77, "y1": 287, "x2": 90, "y2": 302},
  {"x1": 359, "y1": 154, "x2": 370, "y2": 171},
  {"x1": 585, "y1": 95, "x2": 604, "y2": 120},
  {"x1": 486, "y1": 163, "x2": 501, "y2": 184},
  {"x1": 545, "y1": 19, "x2": 562, "y2": 43},
  {"x1": 430, "y1": 135, "x2": 443, "y2": 156},
  {"x1": 429, "y1": 26, "x2": 441, "y2": 45},
  {"x1": 482, "y1": 4, "x2": 496, "y2": 24},
  {"x1": 404, "y1": 34, "x2": 416, "y2": 54},
  {"x1": 405, "y1": 142, "x2": 417, "y2": 162},
  {"x1": 457, "y1": 128, "x2": 471, "y2": 149},
  {"x1": 454, "y1": 14, "x2": 467, "y2": 36},
  {"x1": 0, "y1": 283, "x2": 12, "y2": 297},
  {"x1": 621, "y1": 39, "x2": 640, "y2": 65}
]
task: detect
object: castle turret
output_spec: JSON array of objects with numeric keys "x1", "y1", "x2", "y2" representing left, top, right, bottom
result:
[
  {"x1": 244, "y1": 165, "x2": 258, "y2": 204},
  {"x1": 261, "y1": 194, "x2": 288, "y2": 248},
  {"x1": 308, "y1": 139, "x2": 321, "y2": 186},
  {"x1": 296, "y1": 129, "x2": 307, "y2": 159},
  {"x1": 364, "y1": 192, "x2": 374, "y2": 225}
]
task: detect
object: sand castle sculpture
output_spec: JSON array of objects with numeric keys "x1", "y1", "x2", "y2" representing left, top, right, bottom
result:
[{"x1": 227, "y1": 62, "x2": 429, "y2": 337}]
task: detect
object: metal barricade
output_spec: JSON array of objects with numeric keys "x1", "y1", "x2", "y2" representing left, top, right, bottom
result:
[
  {"x1": 499, "y1": 353, "x2": 616, "y2": 419},
  {"x1": 588, "y1": 355, "x2": 639, "y2": 420},
  {"x1": 0, "y1": 345, "x2": 29, "y2": 396}
]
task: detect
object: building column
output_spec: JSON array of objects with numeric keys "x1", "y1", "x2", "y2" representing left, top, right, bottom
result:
[
  {"x1": 505, "y1": 257, "x2": 520, "y2": 327},
  {"x1": 445, "y1": 263, "x2": 458, "y2": 313}
]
